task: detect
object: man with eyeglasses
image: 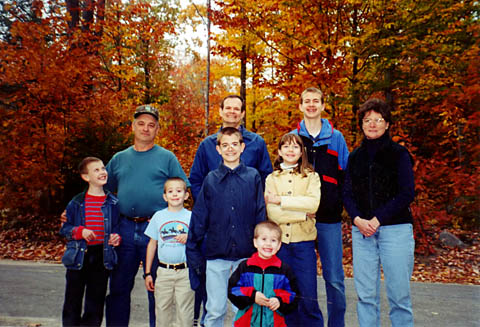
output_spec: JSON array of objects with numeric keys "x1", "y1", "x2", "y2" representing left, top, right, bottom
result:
[{"x1": 291, "y1": 87, "x2": 349, "y2": 327}]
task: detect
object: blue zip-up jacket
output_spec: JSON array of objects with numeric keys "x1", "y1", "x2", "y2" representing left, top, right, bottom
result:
[
  {"x1": 292, "y1": 119, "x2": 349, "y2": 223},
  {"x1": 189, "y1": 126, "x2": 273, "y2": 200},
  {"x1": 186, "y1": 163, "x2": 266, "y2": 271},
  {"x1": 60, "y1": 191, "x2": 120, "y2": 270}
]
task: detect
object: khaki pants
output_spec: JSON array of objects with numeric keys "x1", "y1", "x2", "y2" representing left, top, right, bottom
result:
[{"x1": 154, "y1": 266, "x2": 195, "y2": 327}]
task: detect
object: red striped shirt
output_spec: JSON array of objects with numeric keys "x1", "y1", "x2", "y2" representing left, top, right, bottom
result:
[{"x1": 84, "y1": 193, "x2": 106, "y2": 245}]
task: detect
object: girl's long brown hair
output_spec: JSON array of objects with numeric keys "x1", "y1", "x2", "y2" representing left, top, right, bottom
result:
[{"x1": 273, "y1": 134, "x2": 314, "y2": 177}]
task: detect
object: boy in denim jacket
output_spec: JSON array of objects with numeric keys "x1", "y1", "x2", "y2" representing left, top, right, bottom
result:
[{"x1": 60, "y1": 157, "x2": 121, "y2": 326}]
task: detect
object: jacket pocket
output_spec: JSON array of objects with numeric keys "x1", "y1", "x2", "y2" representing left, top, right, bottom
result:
[
  {"x1": 104, "y1": 245, "x2": 118, "y2": 270},
  {"x1": 62, "y1": 242, "x2": 83, "y2": 269},
  {"x1": 299, "y1": 216, "x2": 316, "y2": 236}
]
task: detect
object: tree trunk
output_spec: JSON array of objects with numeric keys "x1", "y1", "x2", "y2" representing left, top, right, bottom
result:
[
  {"x1": 240, "y1": 44, "x2": 247, "y2": 126},
  {"x1": 66, "y1": 0, "x2": 80, "y2": 30},
  {"x1": 251, "y1": 60, "x2": 256, "y2": 132}
]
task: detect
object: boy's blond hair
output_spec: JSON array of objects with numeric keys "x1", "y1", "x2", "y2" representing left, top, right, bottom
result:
[
  {"x1": 300, "y1": 87, "x2": 324, "y2": 104},
  {"x1": 163, "y1": 177, "x2": 187, "y2": 193},
  {"x1": 254, "y1": 221, "x2": 282, "y2": 241}
]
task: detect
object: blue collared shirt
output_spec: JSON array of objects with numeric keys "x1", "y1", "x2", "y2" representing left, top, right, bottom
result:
[
  {"x1": 189, "y1": 126, "x2": 273, "y2": 199},
  {"x1": 186, "y1": 162, "x2": 266, "y2": 269}
]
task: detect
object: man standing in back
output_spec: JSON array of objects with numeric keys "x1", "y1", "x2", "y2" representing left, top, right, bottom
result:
[{"x1": 189, "y1": 95, "x2": 272, "y2": 199}]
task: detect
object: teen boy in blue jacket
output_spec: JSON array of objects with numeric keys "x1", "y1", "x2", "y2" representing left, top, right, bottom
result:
[
  {"x1": 186, "y1": 127, "x2": 266, "y2": 327},
  {"x1": 60, "y1": 157, "x2": 121, "y2": 327},
  {"x1": 292, "y1": 87, "x2": 349, "y2": 326}
]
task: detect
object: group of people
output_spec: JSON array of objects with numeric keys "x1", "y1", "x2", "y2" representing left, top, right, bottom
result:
[{"x1": 59, "y1": 87, "x2": 415, "y2": 327}]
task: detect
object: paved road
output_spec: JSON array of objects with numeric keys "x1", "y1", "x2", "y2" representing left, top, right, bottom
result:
[{"x1": 0, "y1": 259, "x2": 479, "y2": 326}]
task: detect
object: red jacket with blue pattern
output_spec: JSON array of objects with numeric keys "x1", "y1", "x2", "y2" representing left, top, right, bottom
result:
[{"x1": 228, "y1": 253, "x2": 299, "y2": 327}]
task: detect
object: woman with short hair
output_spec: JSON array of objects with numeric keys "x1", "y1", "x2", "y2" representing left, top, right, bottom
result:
[{"x1": 344, "y1": 98, "x2": 415, "y2": 327}]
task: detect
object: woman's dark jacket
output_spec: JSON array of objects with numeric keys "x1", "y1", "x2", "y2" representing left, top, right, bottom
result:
[{"x1": 343, "y1": 133, "x2": 415, "y2": 226}]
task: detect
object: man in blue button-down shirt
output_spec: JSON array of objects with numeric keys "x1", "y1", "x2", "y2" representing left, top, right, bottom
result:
[{"x1": 189, "y1": 95, "x2": 273, "y2": 200}]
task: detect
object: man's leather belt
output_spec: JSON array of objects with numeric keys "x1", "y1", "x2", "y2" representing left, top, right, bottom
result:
[
  {"x1": 122, "y1": 215, "x2": 150, "y2": 223},
  {"x1": 158, "y1": 262, "x2": 187, "y2": 270}
]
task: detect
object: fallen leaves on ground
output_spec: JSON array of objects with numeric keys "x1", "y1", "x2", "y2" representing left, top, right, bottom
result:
[
  {"x1": 0, "y1": 216, "x2": 478, "y2": 285},
  {"x1": 317, "y1": 226, "x2": 479, "y2": 285}
]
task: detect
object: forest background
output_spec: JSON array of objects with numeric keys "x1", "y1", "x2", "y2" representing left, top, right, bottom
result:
[{"x1": 0, "y1": 0, "x2": 478, "y2": 284}]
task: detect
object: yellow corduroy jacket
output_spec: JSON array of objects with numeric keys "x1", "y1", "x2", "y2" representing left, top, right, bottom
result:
[{"x1": 265, "y1": 168, "x2": 321, "y2": 244}]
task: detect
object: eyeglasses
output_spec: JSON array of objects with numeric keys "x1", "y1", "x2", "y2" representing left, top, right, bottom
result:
[
  {"x1": 219, "y1": 142, "x2": 242, "y2": 150},
  {"x1": 362, "y1": 118, "x2": 385, "y2": 125}
]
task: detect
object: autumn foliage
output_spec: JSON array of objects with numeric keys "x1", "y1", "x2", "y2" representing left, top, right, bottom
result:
[
  {"x1": 0, "y1": 0, "x2": 478, "y2": 274},
  {"x1": 209, "y1": 0, "x2": 479, "y2": 255}
]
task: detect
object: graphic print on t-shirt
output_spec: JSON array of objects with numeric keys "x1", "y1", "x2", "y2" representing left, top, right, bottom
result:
[{"x1": 159, "y1": 220, "x2": 189, "y2": 243}]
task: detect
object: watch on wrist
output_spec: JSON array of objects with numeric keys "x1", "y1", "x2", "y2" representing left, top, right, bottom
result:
[{"x1": 143, "y1": 272, "x2": 152, "y2": 279}]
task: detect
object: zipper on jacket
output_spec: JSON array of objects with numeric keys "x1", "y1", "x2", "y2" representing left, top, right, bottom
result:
[{"x1": 260, "y1": 268, "x2": 265, "y2": 327}]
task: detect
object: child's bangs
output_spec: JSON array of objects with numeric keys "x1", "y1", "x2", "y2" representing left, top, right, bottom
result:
[{"x1": 279, "y1": 134, "x2": 301, "y2": 148}]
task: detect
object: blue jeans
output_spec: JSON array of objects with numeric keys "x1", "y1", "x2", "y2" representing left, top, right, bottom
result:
[
  {"x1": 316, "y1": 222, "x2": 347, "y2": 327},
  {"x1": 106, "y1": 218, "x2": 158, "y2": 327},
  {"x1": 204, "y1": 258, "x2": 243, "y2": 327},
  {"x1": 194, "y1": 271, "x2": 207, "y2": 325},
  {"x1": 277, "y1": 241, "x2": 324, "y2": 327},
  {"x1": 352, "y1": 224, "x2": 414, "y2": 327},
  {"x1": 62, "y1": 244, "x2": 109, "y2": 326}
]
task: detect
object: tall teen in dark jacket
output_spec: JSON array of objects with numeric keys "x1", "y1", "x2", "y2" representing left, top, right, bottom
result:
[{"x1": 292, "y1": 87, "x2": 349, "y2": 326}]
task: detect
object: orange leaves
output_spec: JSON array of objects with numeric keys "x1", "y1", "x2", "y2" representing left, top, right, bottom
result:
[
  {"x1": 320, "y1": 223, "x2": 480, "y2": 284},
  {"x1": 0, "y1": 0, "x2": 183, "y2": 215},
  {"x1": 411, "y1": 230, "x2": 480, "y2": 285},
  {"x1": 100, "y1": 0, "x2": 178, "y2": 105},
  {"x1": 1, "y1": 237, "x2": 65, "y2": 263},
  {"x1": 2, "y1": 218, "x2": 478, "y2": 285},
  {"x1": 0, "y1": 215, "x2": 65, "y2": 263}
]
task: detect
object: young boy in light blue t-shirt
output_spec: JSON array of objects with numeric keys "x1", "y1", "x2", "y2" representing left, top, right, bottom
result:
[{"x1": 144, "y1": 177, "x2": 194, "y2": 327}]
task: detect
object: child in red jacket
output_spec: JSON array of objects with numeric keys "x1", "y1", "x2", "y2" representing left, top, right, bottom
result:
[{"x1": 228, "y1": 221, "x2": 298, "y2": 327}]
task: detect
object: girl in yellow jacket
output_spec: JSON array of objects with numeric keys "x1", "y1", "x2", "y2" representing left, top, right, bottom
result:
[{"x1": 264, "y1": 133, "x2": 323, "y2": 326}]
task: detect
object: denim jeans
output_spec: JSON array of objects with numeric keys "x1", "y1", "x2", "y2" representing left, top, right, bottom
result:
[
  {"x1": 194, "y1": 270, "x2": 207, "y2": 326},
  {"x1": 316, "y1": 222, "x2": 347, "y2": 327},
  {"x1": 204, "y1": 258, "x2": 244, "y2": 327},
  {"x1": 63, "y1": 244, "x2": 109, "y2": 326},
  {"x1": 352, "y1": 224, "x2": 414, "y2": 327},
  {"x1": 277, "y1": 241, "x2": 324, "y2": 327},
  {"x1": 105, "y1": 218, "x2": 158, "y2": 327}
]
